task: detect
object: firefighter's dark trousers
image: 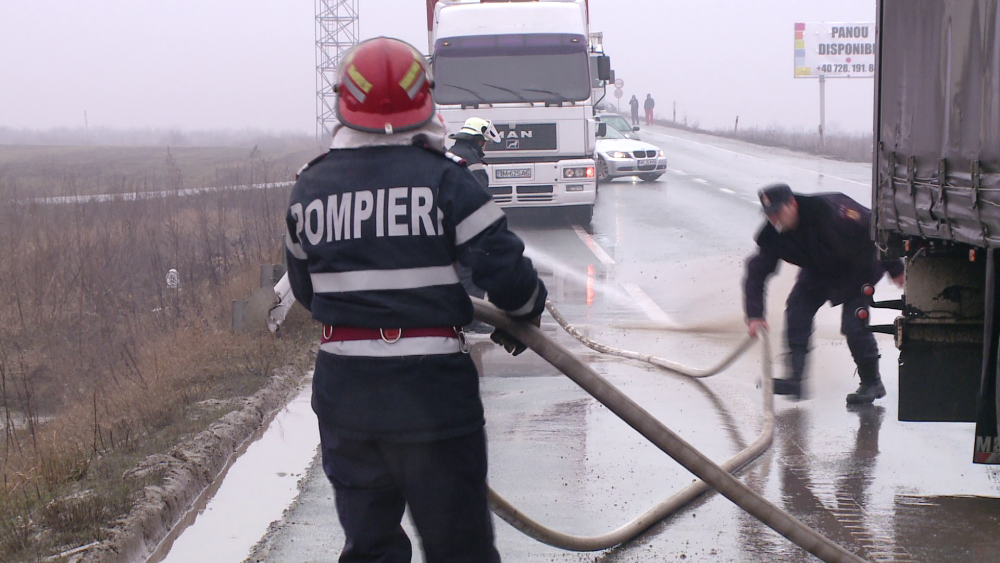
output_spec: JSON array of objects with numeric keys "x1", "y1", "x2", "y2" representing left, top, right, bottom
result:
[
  {"x1": 319, "y1": 424, "x2": 501, "y2": 563},
  {"x1": 785, "y1": 271, "x2": 879, "y2": 365}
]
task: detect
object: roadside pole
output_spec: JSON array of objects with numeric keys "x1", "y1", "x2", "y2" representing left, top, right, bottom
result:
[{"x1": 819, "y1": 74, "x2": 826, "y2": 150}]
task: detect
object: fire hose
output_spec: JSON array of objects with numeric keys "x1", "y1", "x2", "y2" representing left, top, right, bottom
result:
[{"x1": 473, "y1": 297, "x2": 870, "y2": 563}]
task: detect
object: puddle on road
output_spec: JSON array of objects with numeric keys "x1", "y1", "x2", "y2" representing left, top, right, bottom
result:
[{"x1": 149, "y1": 381, "x2": 318, "y2": 563}]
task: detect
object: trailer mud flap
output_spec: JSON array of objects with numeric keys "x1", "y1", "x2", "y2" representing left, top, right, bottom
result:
[
  {"x1": 974, "y1": 249, "x2": 1000, "y2": 464},
  {"x1": 973, "y1": 371, "x2": 999, "y2": 464}
]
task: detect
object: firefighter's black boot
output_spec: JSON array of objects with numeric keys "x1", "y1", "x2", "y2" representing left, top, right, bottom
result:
[
  {"x1": 774, "y1": 349, "x2": 806, "y2": 400},
  {"x1": 846, "y1": 358, "x2": 886, "y2": 404}
]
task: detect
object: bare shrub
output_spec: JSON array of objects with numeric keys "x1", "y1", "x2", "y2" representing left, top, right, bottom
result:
[{"x1": 0, "y1": 144, "x2": 316, "y2": 561}]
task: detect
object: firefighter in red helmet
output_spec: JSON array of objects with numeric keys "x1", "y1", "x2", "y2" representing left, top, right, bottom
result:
[{"x1": 285, "y1": 37, "x2": 546, "y2": 562}]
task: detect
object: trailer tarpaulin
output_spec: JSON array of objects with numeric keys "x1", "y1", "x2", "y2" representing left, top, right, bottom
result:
[{"x1": 874, "y1": 0, "x2": 1000, "y2": 249}]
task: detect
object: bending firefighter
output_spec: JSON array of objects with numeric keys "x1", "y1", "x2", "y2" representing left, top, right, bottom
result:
[
  {"x1": 284, "y1": 37, "x2": 546, "y2": 563},
  {"x1": 743, "y1": 184, "x2": 904, "y2": 404}
]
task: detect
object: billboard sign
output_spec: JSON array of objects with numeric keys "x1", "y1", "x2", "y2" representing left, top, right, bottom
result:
[{"x1": 794, "y1": 22, "x2": 875, "y2": 78}]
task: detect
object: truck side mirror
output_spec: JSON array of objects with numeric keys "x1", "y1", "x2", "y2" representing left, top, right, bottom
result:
[
  {"x1": 597, "y1": 123, "x2": 607, "y2": 137},
  {"x1": 597, "y1": 56, "x2": 612, "y2": 82}
]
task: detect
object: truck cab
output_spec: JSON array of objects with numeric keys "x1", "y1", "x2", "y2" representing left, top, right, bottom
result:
[{"x1": 428, "y1": 0, "x2": 603, "y2": 225}]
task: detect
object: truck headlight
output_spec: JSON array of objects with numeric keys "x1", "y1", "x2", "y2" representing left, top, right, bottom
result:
[
  {"x1": 566, "y1": 185, "x2": 585, "y2": 192},
  {"x1": 563, "y1": 166, "x2": 595, "y2": 179}
]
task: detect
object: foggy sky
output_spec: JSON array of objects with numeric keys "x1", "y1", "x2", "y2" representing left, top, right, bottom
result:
[{"x1": 0, "y1": 0, "x2": 877, "y2": 135}]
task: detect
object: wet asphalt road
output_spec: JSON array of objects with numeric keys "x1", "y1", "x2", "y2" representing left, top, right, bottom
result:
[{"x1": 166, "y1": 125, "x2": 1000, "y2": 563}]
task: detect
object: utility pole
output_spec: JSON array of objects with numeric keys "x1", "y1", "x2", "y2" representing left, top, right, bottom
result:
[{"x1": 315, "y1": 0, "x2": 359, "y2": 142}]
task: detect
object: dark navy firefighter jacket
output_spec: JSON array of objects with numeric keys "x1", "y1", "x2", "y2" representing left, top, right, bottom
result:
[
  {"x1": 285, "y1": 142, "x2": 547, "y2": 443},
  {"x1": 743, "y1": 193, "x2": 904, "y2": 320},
  {"x1": 447, "y1": 136, "x2": 489, "y2": 188}
]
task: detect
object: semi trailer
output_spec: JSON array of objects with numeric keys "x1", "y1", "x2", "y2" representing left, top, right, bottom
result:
[{"x1": 871, "y1": 0, "x2": 1000, "y2": 463}]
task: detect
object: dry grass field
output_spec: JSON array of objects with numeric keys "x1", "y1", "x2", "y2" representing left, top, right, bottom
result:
[
  {"x1": 0, "y1": 138, "x2": 321, "y2": 198},
  {"x1": 0, "y1": 136, "x2": 322, "y2": 562}
]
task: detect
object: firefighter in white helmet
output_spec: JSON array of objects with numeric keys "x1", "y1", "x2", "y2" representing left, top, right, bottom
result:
[
  {"x1": 448, "y1": 117, "x2": 501, "y2": 188},
  {"x1": 448, "y1": 117, "x2": 502, "y2": 332}
]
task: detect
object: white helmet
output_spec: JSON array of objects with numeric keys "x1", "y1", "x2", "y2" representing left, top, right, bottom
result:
[{"x1": 457, "y1": 117, "x2": 502, "y2": 143}]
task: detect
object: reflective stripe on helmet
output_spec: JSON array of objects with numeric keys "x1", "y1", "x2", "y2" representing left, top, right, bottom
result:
[
  {"x1": 399, "y1": 59, "x2": 426, "y2": 99},
  {"x1": 347, "y1": 65, "x2": 372, "y2": 94}
]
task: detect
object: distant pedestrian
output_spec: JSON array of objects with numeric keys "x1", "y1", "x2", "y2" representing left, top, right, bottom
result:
[
  {"x1": 644, "y1": 94, "x2": 655, "y2": 125},
  {"x1": 629, "y1": 94, "x2": 640, "y2": 126}
]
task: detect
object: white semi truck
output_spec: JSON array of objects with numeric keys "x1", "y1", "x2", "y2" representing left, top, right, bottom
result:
[{"x1": 426, "y1": 0, "x2": 611, "y2": 226}]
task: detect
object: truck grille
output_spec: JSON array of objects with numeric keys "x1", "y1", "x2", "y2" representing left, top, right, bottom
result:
[
  {"x1": 489, "y1": 186, "x2": 513, "y2": 204},
  {"x1": 516, "y1": 185, "x2": 553, "y2": 203}
]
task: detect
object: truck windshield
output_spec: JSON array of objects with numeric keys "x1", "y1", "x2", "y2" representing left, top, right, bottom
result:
[{"x1": 433, "y1": 33, "x2": 591, "y2": 105}]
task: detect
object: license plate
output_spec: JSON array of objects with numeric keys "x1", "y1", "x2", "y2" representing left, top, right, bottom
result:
[
  {"x1": 638, "y1": 159, "x2": 656, "y2": 166},
  {"x1": 496, "y1": 168, "x2": 532, "y2": 179}
]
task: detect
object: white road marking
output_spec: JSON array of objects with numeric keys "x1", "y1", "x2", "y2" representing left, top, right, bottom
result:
[
  {"x1": 672, "y1": 169, "x2": 688, "y2": 175},
  {"x1": 572, "y1": 226, "x2": 615, "y2": 266},
  {"x1": 719, "y1": 188, "x2": 736, "y2": 194},
  {"x1": 694, "y1": 178, "x2": 709, "y2": 184},
  {"x1": 643, "y1": 129, "x2": 868, "y2": 186},
  {"x1": 622, "y1": 283, "x2": 679, "y2": 327}
]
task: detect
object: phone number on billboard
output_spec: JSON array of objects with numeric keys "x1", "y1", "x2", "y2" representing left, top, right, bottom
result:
[{"x1": 818, "y1": 63, "x2": 874, "y2": 74}]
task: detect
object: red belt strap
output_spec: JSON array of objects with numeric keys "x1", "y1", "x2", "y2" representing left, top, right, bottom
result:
[{"x1": 321, "y1": 325, "x2": 458, "y2": 343}]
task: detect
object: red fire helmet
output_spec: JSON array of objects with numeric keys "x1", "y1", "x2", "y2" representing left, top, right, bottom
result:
[{"x1": 335, "y1": 37, "x2": 435, "y2": 134}]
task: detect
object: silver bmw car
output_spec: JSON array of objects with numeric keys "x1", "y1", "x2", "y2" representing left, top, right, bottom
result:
[{"x1": 594, "y1": 124, "x2": 667, "y2": 182}]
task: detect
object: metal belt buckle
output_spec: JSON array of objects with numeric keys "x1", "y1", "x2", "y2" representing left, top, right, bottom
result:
[
  {"x1": 380, "y1": 328, "x2": 402, "y2": 343},
  {"x1": 457, "y1": 327, "x2": 470, "y2": 354}
]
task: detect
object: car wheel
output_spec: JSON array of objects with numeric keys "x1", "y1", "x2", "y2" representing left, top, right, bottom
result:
[
  {"x1": 596, "y1": 157, "x2": 610, "y2": 182},
  {"x1": 638, "y1": 173, "x2": 662, "y2": 182}
]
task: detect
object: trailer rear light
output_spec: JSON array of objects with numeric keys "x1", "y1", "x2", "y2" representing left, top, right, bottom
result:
[
  {"x1": 563, "y1": 166, "x2": 595, "y2": 179},
  {"x1": 862, "y1": 284, "x2": 875, "y2": 297},
  {"x1": 566, "y1": 184, "x2": 585, "y2": 192},
  {"x1": 856, "y1": 308, "x2": 869, "y2": 321}
]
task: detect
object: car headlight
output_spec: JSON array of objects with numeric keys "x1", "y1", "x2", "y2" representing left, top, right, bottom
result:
[
  {"x1": 658, "y1": 150, "x2": 665, "y2": 157},
  {"x1": 609, "y1": 151, "x2": 629, "y2": 159}
]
